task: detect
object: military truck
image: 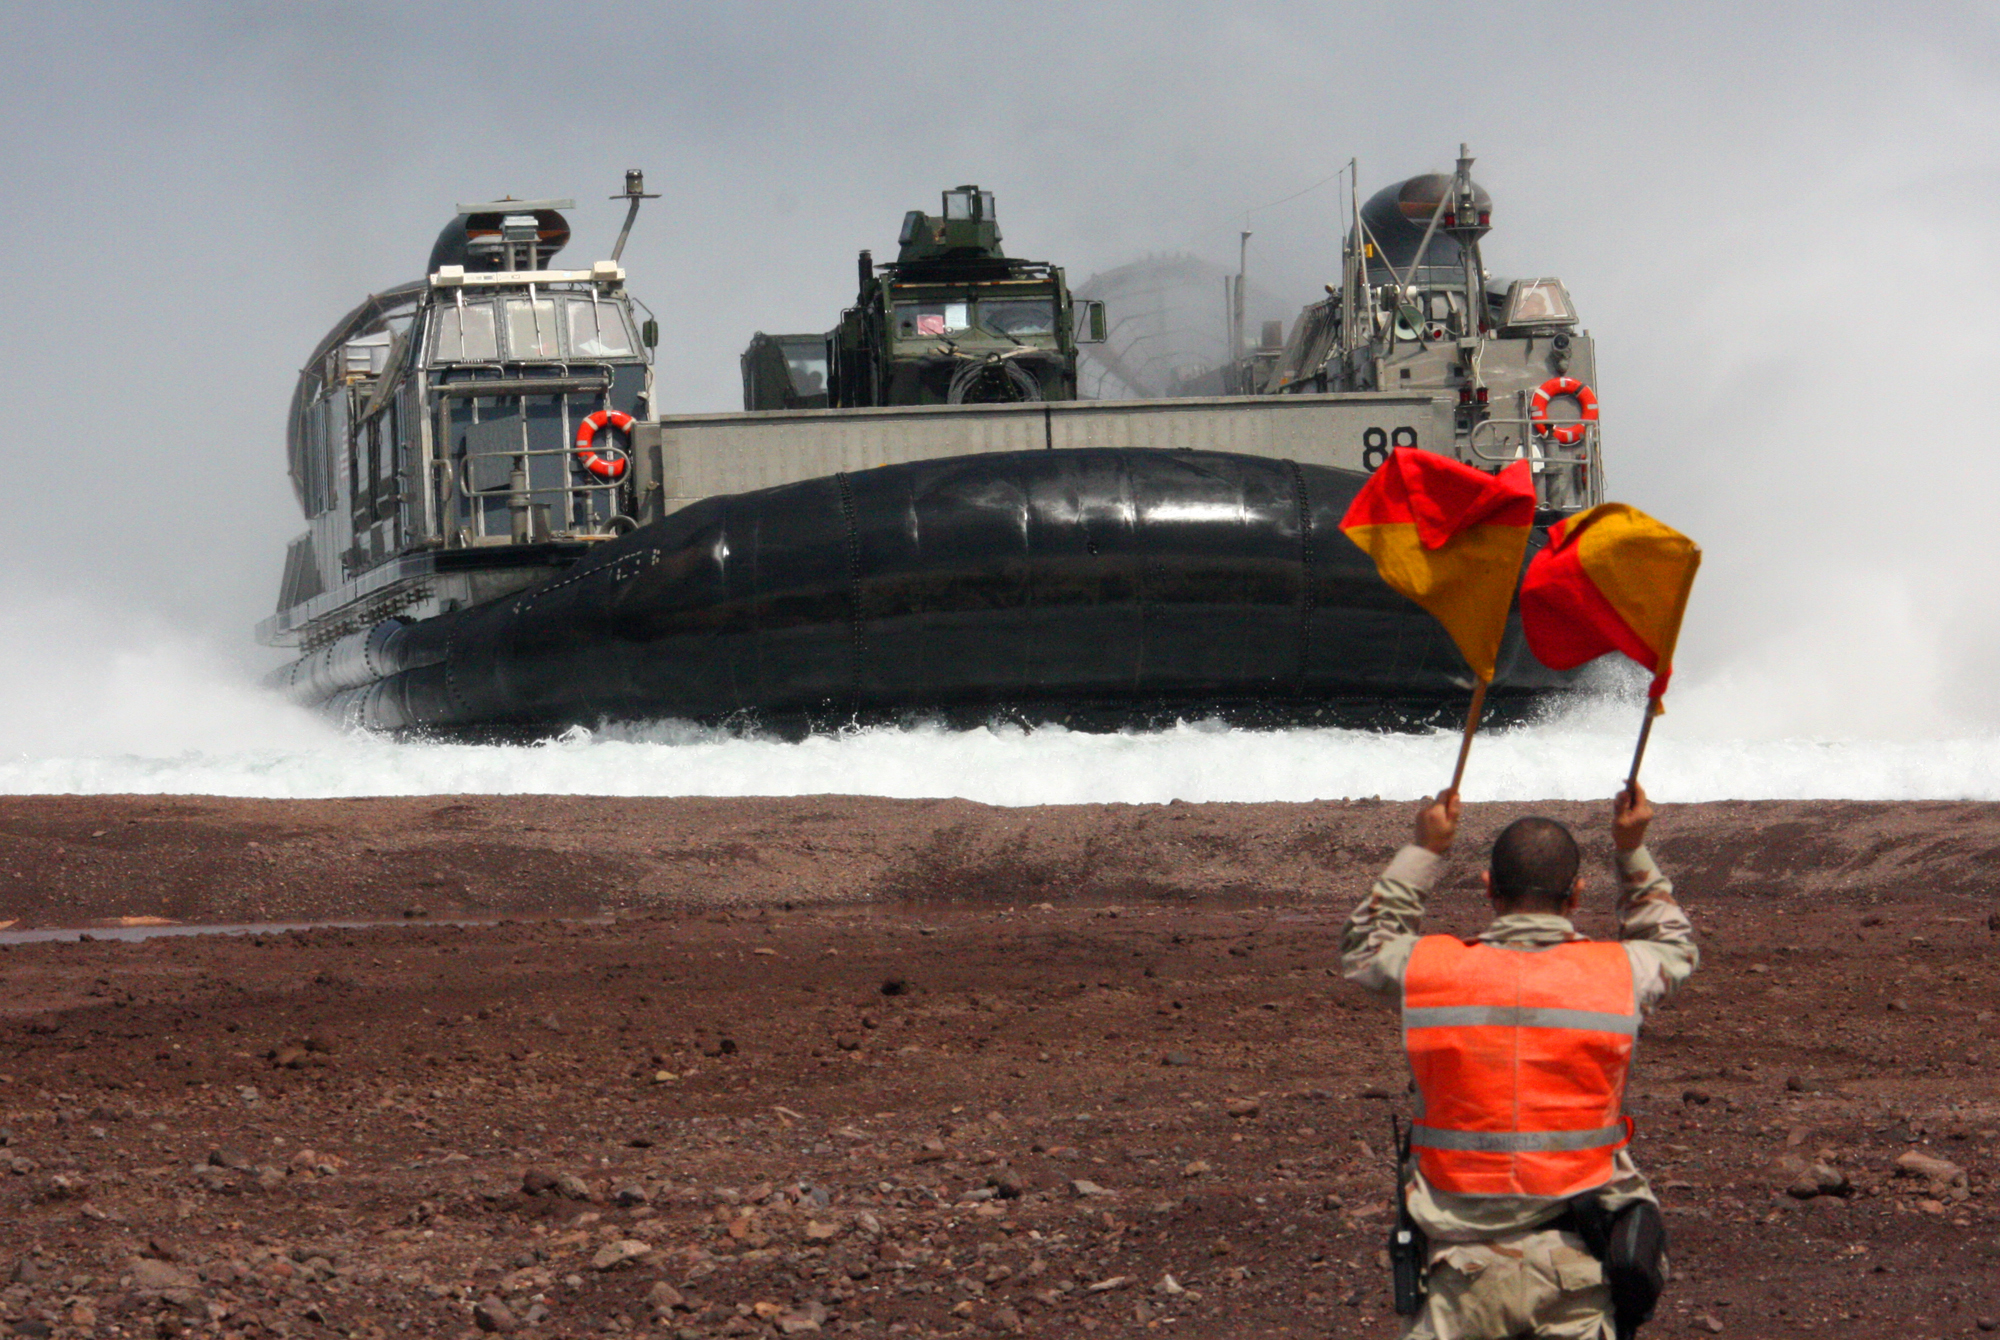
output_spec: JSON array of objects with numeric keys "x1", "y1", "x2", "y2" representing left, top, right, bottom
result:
[{"x1": 741, "y1": 186, "x2": 1106, "y2": 411}]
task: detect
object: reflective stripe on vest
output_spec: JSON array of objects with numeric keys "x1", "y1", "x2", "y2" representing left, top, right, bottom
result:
[{"x1": 1403, "y1": 935, "x2": 1638, "y2": 1198}]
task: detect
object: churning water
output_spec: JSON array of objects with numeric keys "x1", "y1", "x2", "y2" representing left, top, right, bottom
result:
[{"x1": 0, "y1": 609, "x2": 1992, "y2": 805}]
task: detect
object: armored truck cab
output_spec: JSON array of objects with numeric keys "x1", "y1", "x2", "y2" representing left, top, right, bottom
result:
[
  {"x1": 741, "y1": 331, "x2": 831, "y2": 411},
  {"x1": 817, "y1": 185, "x2": 1105, "y2": 408}
]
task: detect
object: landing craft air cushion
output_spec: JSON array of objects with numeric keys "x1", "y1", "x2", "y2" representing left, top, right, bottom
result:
[{"x1": 264, "y1": 155, "x2": 1598, "y2": 734}]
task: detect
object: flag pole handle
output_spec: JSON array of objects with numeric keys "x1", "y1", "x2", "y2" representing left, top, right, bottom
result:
[
  {"x1": 1626, "y1": 697, "x2": 1660, "y2": 789},
  {"x1": 1628, "y1": 550, "x2": 1697, "y2": 790},
  {"x1": 1449, "y1": 680, "x2": 1490, "y2": 794}
]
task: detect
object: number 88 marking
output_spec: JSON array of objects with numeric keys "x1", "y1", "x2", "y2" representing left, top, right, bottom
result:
[{"x1": 1362, "y1": 426, "x2": 1419, "y2": 471}]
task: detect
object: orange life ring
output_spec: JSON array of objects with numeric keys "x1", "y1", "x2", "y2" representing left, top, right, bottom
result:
[
  {"x1": 574, "y1": 409, "x2": 632, "y2": 480},
  {"x1": 1528, "y1": 376, "x2": 1598, "y2": 446}
]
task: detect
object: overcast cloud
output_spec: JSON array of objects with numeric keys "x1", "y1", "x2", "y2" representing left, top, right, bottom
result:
[{"x1": 2, "y1": 1, "x2": 1995, "y2": 737}]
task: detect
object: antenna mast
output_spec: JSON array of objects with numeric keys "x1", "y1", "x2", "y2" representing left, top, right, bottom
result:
[{"x1": 610, "y1": 169, "x2": 661, "y2": 264}]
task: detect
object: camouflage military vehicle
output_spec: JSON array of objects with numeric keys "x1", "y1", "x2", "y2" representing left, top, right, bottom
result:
[{"x1": 741, "y1": 186, "x2": 1105, "y2": 411}]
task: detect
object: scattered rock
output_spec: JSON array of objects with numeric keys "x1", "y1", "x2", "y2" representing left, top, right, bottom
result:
[
  {"x1": 473, "y1": 1297, "x2": 518, "y2": 1333},
  {"x1": 1787, "y1": 1160, "x2": 1852, "y2": 1199},
  {"x1": 1161, "y1": 1051, "x2": 1194, "y2": 1067},
  {"x1": 129, "y1": 1257, "x2": 201, "y2": 1292},
  {"x1": 1224, "y1": 1097, "x2": 1261, "y2": 1119},
  {"x1": 614, "y1": 1182, "x2": 649, "y2": 1207},
  {"x1": 1894, "y1": 1150, "x2": 1967, "y2": 1185},
  {"x1": 775, "y1": 1300, "x2": 828, "y2": 1334},
  {"x1": 1696, "y1": 1315, "x2": 1724, "y2": 1333},
  {"x1": 207, "y1": 1146, "x2": 256, "y2": 1171},
  {"x1": 554, "y1": 1172, "x2": 594, "y2": 1201},
  {"x1": 1682, "y1": 1088, "x2": 1712, "y2": 1106},
  {"x1": 1071, "y1": 1178, "x2": 1112, "y2": 1198},
  {"x1": 590, "y1": 1239, "x2": 653, "y2": 1271}
]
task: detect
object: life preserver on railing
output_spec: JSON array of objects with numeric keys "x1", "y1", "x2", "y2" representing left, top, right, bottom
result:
[
  {"x1": 1528, "y1": 377, "x2": 1598, "y2": 446},
  {"x1": 573, "y1": 410, "x2": 633, "y2": 480}
]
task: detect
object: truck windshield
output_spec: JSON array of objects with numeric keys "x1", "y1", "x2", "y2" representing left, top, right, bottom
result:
[
  {"x1": 568, "y1": 298, "x2": 635, "y2": 357},
  {"x1": 895, "y1": 301, "x2": 971, "y2": 338},
  {"x1": 504, "y1": 298, "x2": 560, "y2": 359},
  {"x1": 980, "y1": 298, "x2": 1055, "y2": 337},
  {"x1": 430, "y1": 302, "x2": 498, "y2": 362},
  {"x1": 780, "y1": 341, "x2": 827, "y2": 395}
]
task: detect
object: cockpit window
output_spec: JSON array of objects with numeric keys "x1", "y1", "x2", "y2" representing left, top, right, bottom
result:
[
  {"x1": 1502, "y1": 278, "x2": 1578, "y2": 328},
  {"x1": 504, "y1": 298, "x2": 560, "y2": 359},
  {"x1": 429, "y1": 302, "x2": 498, "y2": 362},
  {"x1": 568, "y1": 298, "x2": 636, "y2": 358},
  {"x1": 981, "y1": 299, "x2": 1055, "y2": 337},
  {"x1": 779, "y1": 340, "x2": 827, "y2": 395}
]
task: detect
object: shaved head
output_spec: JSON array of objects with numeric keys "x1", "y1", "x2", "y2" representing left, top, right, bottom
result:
[{"x1": 1490, "y1": 817, "x2": 1581, "y2": 913}]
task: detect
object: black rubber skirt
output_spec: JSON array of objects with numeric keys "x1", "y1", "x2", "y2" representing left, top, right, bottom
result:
[{"x1": 342, "y1": 448, "x2": 1569, "y2": 735}]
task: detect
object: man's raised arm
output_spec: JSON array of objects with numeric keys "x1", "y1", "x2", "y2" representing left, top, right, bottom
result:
[
  {"x1": 1611, "y1": 781, "x2": 1699, "y2": 1011},
  {"x1": 1342, "y1": 790, "x2": 1458, "y2": 996}
]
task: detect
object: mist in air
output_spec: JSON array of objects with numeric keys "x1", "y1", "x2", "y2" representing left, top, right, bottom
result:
[{"x1": 1, "y1": 2, "x2": 1995, "y2": 799}]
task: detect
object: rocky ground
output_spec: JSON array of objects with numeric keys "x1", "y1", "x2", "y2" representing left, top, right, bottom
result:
[{"x1": 0, "y1": 794, "x2": 1997, "y2": 1338}]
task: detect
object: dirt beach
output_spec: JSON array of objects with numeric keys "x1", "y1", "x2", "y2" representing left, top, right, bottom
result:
[{"x1": 0, "y1": 794, "x2": 1997, "y2": 1338}]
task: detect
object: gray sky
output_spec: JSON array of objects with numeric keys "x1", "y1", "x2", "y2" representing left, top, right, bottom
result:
[{"x1": 3, "y1": 1, "x2": 1996, "y2": 733}]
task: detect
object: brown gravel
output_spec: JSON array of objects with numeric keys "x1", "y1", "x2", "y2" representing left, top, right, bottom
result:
[{"x1": 0, "y1": 794, "x2": 1996, "y2": 1338}]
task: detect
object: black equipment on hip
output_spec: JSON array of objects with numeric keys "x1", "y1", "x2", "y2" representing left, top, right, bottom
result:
[
  {"x1": 1389, "y1": 1116, "x2": 1428, "y2": 1316},
  {"x1": 1562, "y1": 1193, "x2": 1668, "y2": 1340}
]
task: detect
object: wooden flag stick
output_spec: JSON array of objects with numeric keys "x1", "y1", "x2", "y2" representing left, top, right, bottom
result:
[
  {"x1": 1448, "y1": 680, "x2": 1490, "y2": 794},
  {"x1": 1627, "y1": 553, "x2": 1697, "y2": 790},
  {"x1": 1626, "y1": 696, "x2": 1662, "y2": 788}
]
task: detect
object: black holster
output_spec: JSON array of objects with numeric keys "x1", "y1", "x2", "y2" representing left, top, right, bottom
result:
[{"x1": 1563, "y1": 1194, "x2": 1667, "y2": 1340}]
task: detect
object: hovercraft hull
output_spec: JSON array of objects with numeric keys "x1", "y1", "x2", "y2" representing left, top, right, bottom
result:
[{"x1": 307, "y1": 448, "x2": 1569, "y2": 736}]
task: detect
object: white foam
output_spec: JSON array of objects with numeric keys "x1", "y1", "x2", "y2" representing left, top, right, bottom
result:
[
  {"x1": 1, "y1": 593, "x2": 1995, "y2": 805},
  {"x1": 1, "y1": 685, "x2": 1995, "y2": 805}
]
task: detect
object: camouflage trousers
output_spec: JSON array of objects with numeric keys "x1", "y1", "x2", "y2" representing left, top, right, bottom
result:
[{"x1": 1401, "y1": 1227, "x2": 1614, "y2": 1340}]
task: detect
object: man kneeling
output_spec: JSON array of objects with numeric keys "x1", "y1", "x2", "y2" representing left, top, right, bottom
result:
[{"x1": 1342, "y1": 784, "x2": 1697, "y2": 1339}]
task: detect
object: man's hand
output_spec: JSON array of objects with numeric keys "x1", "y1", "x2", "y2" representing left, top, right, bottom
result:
[
  {"x1": 1613, "y1": 781, "x2": 1654, "y2": 852},
  {"x1": 1415, "y1": 789, "x2": 1460, "y2": 855}
]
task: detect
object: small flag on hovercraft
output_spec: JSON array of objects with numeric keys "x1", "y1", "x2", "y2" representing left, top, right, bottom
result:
[
  {"x1": 1519, "y1": 503, "x2": 1701, "y2": 698},
  {"x1": 1338, "y1": 450, "x2": 1538, "y2": 684}
]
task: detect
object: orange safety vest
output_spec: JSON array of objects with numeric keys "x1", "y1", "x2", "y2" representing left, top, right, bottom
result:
[{"x1": 1403, "y1": 934, "x2": 1638, "y2": 1198}]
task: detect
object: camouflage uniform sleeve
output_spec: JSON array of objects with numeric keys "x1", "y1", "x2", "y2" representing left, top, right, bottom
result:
[
  {"x1": 1616, "y1": 844, "x2": 1698, "y2": 1014},
  {"x1": 1340, "y1": 846, "x2": 1440, "y2": 998}
]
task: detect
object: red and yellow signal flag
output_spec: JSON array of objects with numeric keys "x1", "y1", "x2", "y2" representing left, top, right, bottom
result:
[
  {"x1": 1338, "y1": 450, "x2": 1538, "y2": 684},
  {"x1": 1519, "y1": 503, "x2": 1702, "y2": 699}
]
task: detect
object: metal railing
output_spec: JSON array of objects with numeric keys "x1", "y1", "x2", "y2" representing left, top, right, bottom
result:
[{"x1": 1467, "y1": 415, "x2": 1603, "y2": 510}]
